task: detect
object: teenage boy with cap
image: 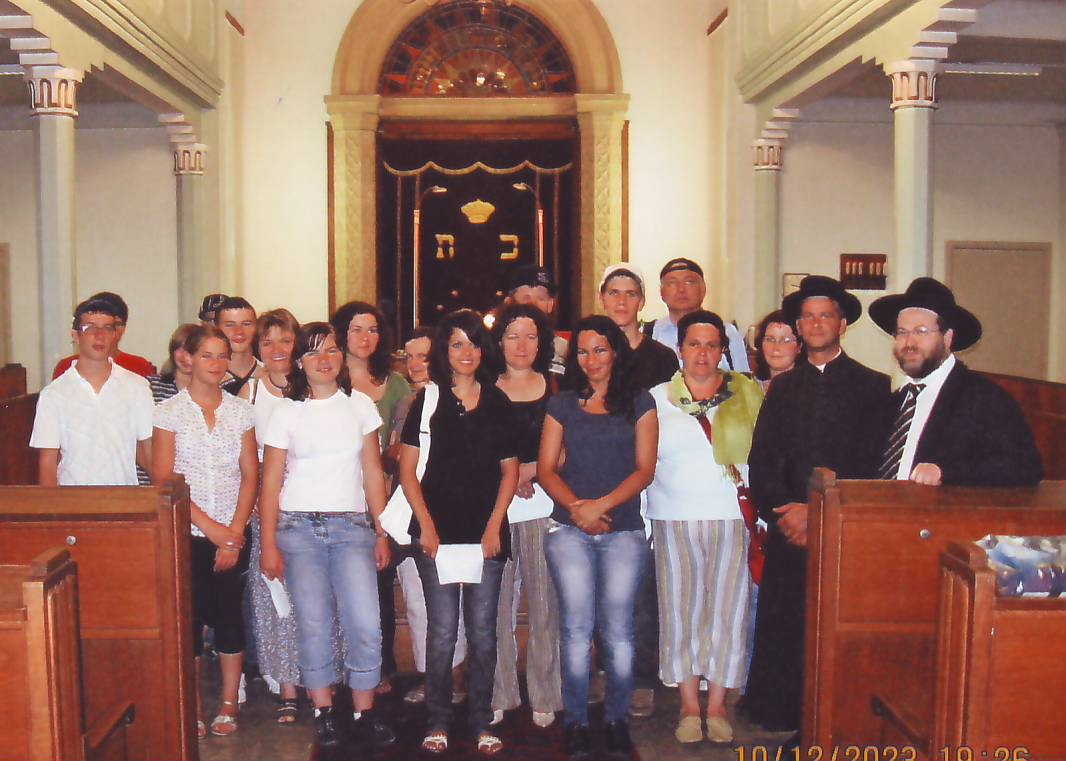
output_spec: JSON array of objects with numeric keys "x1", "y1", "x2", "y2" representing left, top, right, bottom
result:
[
  {"x1": 51, "y1": 291, "x2": 156, "y2": 379},
  {"x1": 508, "y1": 264, "x2": 568, "y2": 375},
  {"x1": 869, "y1": 277, "x2": 1041, "y2": 486},
  {"x1": 644, "y1": 258, "x2": 750, "y2": 372},
  {"x1": 199, "y1": 293, "x2": 228, "y2": 325},
  {"x1": 742, "y1": 275, "x2": 892, "y2": 740},
  {"x1": 32, "y1": 295, "x2": 154, "y2": 486}
]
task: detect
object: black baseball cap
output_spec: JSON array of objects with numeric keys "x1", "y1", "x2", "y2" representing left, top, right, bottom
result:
[
  {"x1": 659, "y1": 258, "x2": 704, "y2": 280},
  {"x1": 198, "y1": 293, "x2": 228, "y2": 322},
  {"x1": 509, "y1": 265, "x2": 557, "y2": 296}
]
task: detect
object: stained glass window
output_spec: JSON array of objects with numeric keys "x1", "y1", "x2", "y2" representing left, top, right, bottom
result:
[{"x1": 379, "y1": 0, "x2": 576, "y2": 96}]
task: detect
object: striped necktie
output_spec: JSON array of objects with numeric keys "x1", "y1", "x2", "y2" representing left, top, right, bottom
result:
[{"x1": 879, "y1": 383, "x2": 925, "y2": 480}]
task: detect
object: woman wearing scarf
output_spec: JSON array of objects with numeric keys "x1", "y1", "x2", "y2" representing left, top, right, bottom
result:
[{"x1": 647, "y1": 310, "x2": 763, "y2": 746}]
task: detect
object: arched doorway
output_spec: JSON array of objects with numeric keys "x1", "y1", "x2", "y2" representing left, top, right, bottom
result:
[{"x1": 326, "y1": 0, "x2": 627, "y2": 327}]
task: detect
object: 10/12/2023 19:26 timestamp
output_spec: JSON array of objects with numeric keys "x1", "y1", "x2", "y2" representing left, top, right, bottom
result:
[{"x1": 734, "y1": 746, "x2": 1030, "y2": 761}]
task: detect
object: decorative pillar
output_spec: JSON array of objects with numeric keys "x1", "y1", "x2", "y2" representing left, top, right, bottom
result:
[
  {"x1": 173, "y1": 142, "x2": 207, "y2": 321},
  {"x1": 752, "y1": 138, "x2": 783, "y2": 318},
  {"x1": 887, "y1": 59, "x2": 939, "y2": 291},
  {"x1": 326, "y1": 95, "x2": 381, "y2": 310},
  {"x1": 575, "y1": 94, "x2": 628, "y2": 316},
  {"x1": 26, "y1": 65, "x2": 83, "y2": 381}
]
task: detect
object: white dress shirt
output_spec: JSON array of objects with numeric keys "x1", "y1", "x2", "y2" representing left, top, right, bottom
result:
[
  {"x1": 893, "y1": 353, "x2": 957, "y2": 480},
  {"x1": 649, "y1": 316, "x2": 751, "y2": 372},
  {"x1": 30, "y1": 360, "x2": 154, "y2": 485}
]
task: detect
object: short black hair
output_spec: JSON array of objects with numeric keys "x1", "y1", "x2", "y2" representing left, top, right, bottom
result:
[
  {"x1": 491, "y1": 302, "x2": 555, "y2": 375},
  {"x1": 72, "y1": 296, "x2": 123, "y2": 329},
  {"x1": 405, "y1": 326, "x2": 435, "y2": 345},
  {"x1": 88, "y1": 292, "x2": 129, "y2": 323},
  {"x1": 429, "y1": 309, "x2": 497, "y2": 386},
  {"x1": 677, "y1": 310, "x2": 733, "y2": 370},
  {"x1": 213, "y1": 296, "x2": 256, "y2": 322}
]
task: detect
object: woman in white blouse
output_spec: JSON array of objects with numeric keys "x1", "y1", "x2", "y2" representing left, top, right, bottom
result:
[
  {"x1": 647, "y1": 310, "x2": 763, "y2": 746},
  {"x1": 152, "y1": 324, "x2": 258, "y2": 738},
  {"x1": 258, "y1": 322, "x2": 395, "y2": 749}
]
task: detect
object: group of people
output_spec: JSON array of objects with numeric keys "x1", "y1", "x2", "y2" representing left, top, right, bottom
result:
[{"x1": 29, "y1": 260, "x2": 1042, "y2": 758}]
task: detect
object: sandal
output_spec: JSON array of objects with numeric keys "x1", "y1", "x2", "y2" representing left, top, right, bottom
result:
[
  {"x1": 477, "y1": 732, "x2": 503, "y2": 755},
  {"x1": 196, "y1": 720, "x2": 206, "y2": 740},
  {"x1": 276, "y1": 697, "x2": 298, "y2": 724},
  {"x1": 210, "y1": 700, "x2": 238, "y2": 737},
  {"x1": 375, "y1": 677, "x2": 393, "y2": 695},
  {"x1": 422, "y1": 731, "x2": 448, "y2": 753}
]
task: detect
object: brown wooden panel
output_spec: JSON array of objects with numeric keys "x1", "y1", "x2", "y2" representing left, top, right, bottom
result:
[
  {"x1": 380, "y1": 119, "x2": 577, "y2": 140},
  {"x1": 979, "y1": 370, "x2": 1066, "y2": 480},
  {"x1": 0, "y1": 393, "x2": 37, "y2": 485},
  {"x1": 0, "y1": 364, "x2": 27, "y2": 397},
  {"x1": 82, "y1": 639, "x2": 163, "y2": 761},
  {"x1": 0, "y1": 627, "x2": 32, "y2": 761}
]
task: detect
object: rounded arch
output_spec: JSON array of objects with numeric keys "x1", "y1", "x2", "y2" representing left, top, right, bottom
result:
[{"x1": 331, "y1": 0, "x2": 623, "y2": 96}]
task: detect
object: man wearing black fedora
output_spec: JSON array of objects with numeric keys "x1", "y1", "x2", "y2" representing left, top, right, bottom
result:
[
  {"x1": 743, "y1": 275, "x2": 893, "y2": 737},
  {"x1": 869, "y1": 277, "x2": 1042, "y2": 486}
]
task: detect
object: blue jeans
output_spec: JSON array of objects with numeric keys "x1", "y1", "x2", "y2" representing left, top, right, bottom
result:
[
  {"x1": 415, "y1": 552, "x2": 505, "y2": 735},
  {"x1": 276, "y1": 511, "x2": 381, "y2": 691},
  {"x1": 544, "y1": 523, "x2": 647, "y2": 725}
]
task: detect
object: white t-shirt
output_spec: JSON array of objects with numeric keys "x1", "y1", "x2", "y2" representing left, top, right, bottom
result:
[
  {"x1": 30, "y1": 360, "x2": 153, "y2": 486},
  {"x1": 645, "y1": 382, "x2": 745, "y2": 522},
  {"x1": 248, "y1": 378, "x2": 287, "y2": 462},
  {"x1": 154, "y1": 390, "x2": 256, "y2": 537},
  {"x1": 264, "y1": 390, "x2": 382, "y2": 513}
]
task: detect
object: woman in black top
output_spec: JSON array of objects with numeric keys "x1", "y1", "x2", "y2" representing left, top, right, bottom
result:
[
  {"x1": 399, "y1": 309, "x2": 518, "y2": 755},
  {"x1": 488, "y1": 303, "x2": 563, "y2": 727}
]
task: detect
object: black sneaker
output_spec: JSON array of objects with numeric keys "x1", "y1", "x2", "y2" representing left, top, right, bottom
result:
[
  {"x1": 564, "y1": 722, "x2": 590, "y2": 758},
  {"x1": 352, "y1": 711, "x2": 397, "y2": 748},
  {"x1": 605, "y1": 720, "x2": 634, "y2": 756},
  {"x1": 314, "y1": 707, "x2": 340, "y2": 748}
]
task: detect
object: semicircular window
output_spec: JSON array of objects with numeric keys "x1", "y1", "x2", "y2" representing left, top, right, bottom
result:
[{"x1": 379, "y1": 0, "x2": 576, "y2": 96}]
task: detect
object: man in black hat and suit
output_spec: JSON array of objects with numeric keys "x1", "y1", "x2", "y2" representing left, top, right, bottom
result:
[
  {"x1": 743, "y1": 275, "x2": 893, "y2": 737},
  {"x1": 869, "y1": 277, "x2": 1042, "y2": 486}
]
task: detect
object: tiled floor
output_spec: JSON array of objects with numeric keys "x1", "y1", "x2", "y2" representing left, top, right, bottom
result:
[{"x1": 198, "y1": 666, "x2": 794, "y2": 761}]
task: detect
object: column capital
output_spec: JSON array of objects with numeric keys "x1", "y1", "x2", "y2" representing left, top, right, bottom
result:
[
  {"x1": 325, "y1": 95, "x2": 381, "y2": 131},
  {"x1": 573, "y1": 93, "x2": 630, "y2": 117},
  {"x1": 886, "y1": 60, "x2": 941, "y2": 110},
  {"x1": 173, "y1": 143, "x2": 207, "y2": 175},
  {"x1": 24, "y1": 66, "x2": 83, "y2": 117},
  {"x1": 752, "y1": 139, "x2": 783, "y2": 171}
]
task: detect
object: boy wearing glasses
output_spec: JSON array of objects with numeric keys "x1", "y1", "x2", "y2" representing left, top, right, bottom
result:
[
  {"x1": 50, "y1": 291, "x2": 156, "y2": 379},
  {"x1": 31, "y1": 295, "x2": 154, "y2": 486}
]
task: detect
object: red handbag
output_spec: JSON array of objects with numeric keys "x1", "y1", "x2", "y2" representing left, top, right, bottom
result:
[{"x1": 695, "y1": 414, "x2": 766, "y2": 585}]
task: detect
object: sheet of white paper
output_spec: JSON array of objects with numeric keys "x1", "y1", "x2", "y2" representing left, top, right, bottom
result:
[
  {"x1": 262, "y1": 573, "x2": 291, "y2": 618},
  {"x1": 379, "y1": 491, "x2": 413, "y2": 545},
  {"x1": 506, "y1": 482, "x2": 554, "y2": 523},
  {"x1": 434, "y1": 544, "x2": 484, "y2": 585}
]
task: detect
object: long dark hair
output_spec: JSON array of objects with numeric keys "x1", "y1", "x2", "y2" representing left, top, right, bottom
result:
[
  {"x1": 330, "y1": 301, "x2": 393, "y2": 383},
  {"x1": 753, "y1": 309, "x2": 805, "y2": 381},
  {"x1": 429, "y1": 309, "x2": 497, "y2": 387},
  {"x1": 285, "y1": 322, "x2": 351, "y2": 401},
  {"x1": 491, "y1": 302, "x2": 554, "y2": 376},
  {"x1": 562, "y1": 315, "x2": 640, "y2": 419}
]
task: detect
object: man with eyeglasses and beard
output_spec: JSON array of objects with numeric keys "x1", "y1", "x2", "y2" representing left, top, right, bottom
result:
[
  {"x1": 868, "y1": 277, "x2": 1041, "y2": 486},
  {"x1": 31, "y1": 295, "x2": 154, "y2": 486}
]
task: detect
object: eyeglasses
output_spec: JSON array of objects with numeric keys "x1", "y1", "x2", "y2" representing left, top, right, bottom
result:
[
  {"x1": 763, "y1": 336, "x2": 797, "y2": 345},
  {"x1": 77, "y1": 323, "x2": 118, "y2": 334},
  {"x1": 893, "y1": 326, "x2": 941, "y2": 340}
]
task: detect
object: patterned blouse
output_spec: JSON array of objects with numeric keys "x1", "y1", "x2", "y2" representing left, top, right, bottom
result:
[{"x1": 154, "y1": 389, "x2": 255, "y2": 537}]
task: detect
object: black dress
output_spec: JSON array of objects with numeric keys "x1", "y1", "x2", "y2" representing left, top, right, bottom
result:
[{"x1": 743, "y1": 353, "x2": 892, "y2": 731}]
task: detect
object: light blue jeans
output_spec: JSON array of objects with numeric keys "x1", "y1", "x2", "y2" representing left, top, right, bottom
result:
[
  {"x1": 544, "y1": 522, "x2": 647, "y2": 725},
  {"x1": 276, "y1": 511, "x2": 381, "y2": 691}
]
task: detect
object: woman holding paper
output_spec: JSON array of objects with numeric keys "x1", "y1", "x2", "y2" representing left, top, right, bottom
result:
[
  {"x1": 398, "y1": 308, "x2": 519, "y2": 756},
  {"x1": 537, "y1": 315, "x2": 658, "y2": 758},
  {"x1": 488, "y1": 302, "x2": 563, "y2": 728},
  {"x1": 258, "y1": 322, "x2": 394, "y2": 749}
]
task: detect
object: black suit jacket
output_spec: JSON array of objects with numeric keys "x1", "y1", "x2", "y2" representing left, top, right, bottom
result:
[{"x1": 904, "y1": 360, "x2": 1042, "y2": 486}]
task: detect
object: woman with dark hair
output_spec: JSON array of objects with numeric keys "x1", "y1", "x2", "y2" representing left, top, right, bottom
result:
[
  {"x1": 330, "y1": 300, "x2": 413, "y2": 694},
  {"x1": 152, "y1": 325, "x2": 258, "y2": 738},
  {"x1": 148, "y1": 323, "x2": 199, "y2": 403},
  {"x1": 647, "y1": 310, "x2": 763, "y2": 745},
  {"x1": 488, "y1": 303, "x2": 562, "y2": 728},
  {"x1": 259, "y1": 322, "x2": 395, "y2": 749},
  {"x1": 538, "y1": 315, "x2": 658, "y2": 758},
  {"x1": 398, "y1": 309, "x2": 518, "y2": 755},
  {"x1": 752, "y1": 309, "x2": 804, "y2": 390}
]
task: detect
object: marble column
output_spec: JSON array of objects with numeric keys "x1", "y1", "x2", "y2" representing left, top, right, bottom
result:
[
  {"x1": 173, "y1": 142, "x2": 207, "y2": 321},
  {"x1": 752, "y1": 138, "x2": 783, "y2": 318},
  {"x1": 887, "y1": 59, "x2": 939, "y2": 291},
  {"x1": 26, "y1": 65, "x2": 83, "y2": 381},
  {"x1": 326, "y1": 95, "x2": 380, "y2": 310},
  {"x1": 576, "y1": 94, "x2": 628, "y2": 316}
]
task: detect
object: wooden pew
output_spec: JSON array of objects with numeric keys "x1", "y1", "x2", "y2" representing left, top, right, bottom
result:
[
  {"x1": 802, "y1": 470, "x2": 1065, "y2": 752},
  {"x1": 0, "y1": 363, "x2": 27, "y2": 397},
  {"x1": 978, "y1": 371, "x2": 1066, "y2": 480},
  {"x1": 0, "y1": 392, "x2": 37, "y2": 485},
  {"x1": 0, "y1": 479, "x2": 197, "y2": 760}
]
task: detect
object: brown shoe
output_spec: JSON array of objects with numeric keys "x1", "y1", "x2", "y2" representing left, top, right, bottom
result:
[{"x1": 628, "y1": 688, "x2": 655, "y2": 718}]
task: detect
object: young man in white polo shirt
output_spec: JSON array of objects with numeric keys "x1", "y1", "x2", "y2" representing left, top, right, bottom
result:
[{"x1": 31, "y1": 295, "x2": 154, "y2": 486}]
